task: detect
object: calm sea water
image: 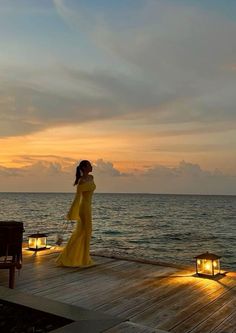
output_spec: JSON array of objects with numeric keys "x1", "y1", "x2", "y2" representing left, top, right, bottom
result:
[{"x1": 0, "y1": 192, "x2": 235, "y2": 270}]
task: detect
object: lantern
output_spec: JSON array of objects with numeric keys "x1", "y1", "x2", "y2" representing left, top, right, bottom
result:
[
  {"x1": 194, "y1": 252, "x2": 221, "y2": 277},
  {"x1": 28, "y1": 233, "x2": 48, "y2": 251}
]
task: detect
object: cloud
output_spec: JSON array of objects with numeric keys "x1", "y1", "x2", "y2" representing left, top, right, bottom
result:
[
  {"x1": 0, "y1": 157, "x2": 235, "y2": 195},
  {"x1": 0, "y1": 78, "x2": 116, "y2": 137},
  {"x1": 0, "y1": 0, "x2": 53, "y2": 15},
  {"x1": 93, "y1": 159, "x2": 125, "y2": 177},
  {"x1": 0, "y1": 0, "x2": 236, "y2": 140},
  {"x1": 154, "y1": 143, "x2": 230, "y2": 153},
  {"x1": 53, "y1": 0, "x2": 236, "y2": 124},
  {"x1": 130, "y1": 161, "x2": 236, "y2": 195},
  {"x1": 0, "y1": 157, "x2": 74, "y2": 192},
  {"x1": 144, "y1": 160, "x2": 211, "y2": 178},
  {"x1": 0, "y1": 166, "x2": 24, "y2": 177},
  {"x1": 0, "y1": 68, "x2": 168, "y2": 137}
]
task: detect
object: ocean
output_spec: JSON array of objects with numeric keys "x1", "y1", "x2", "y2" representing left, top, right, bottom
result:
[{"x1": 0, "y1": 192, "x2": 235, "y2": 270}]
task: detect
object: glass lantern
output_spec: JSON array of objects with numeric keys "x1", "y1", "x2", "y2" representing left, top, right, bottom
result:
[
  {"x1": 195, "y1": 252, "x2": 221, "y2": 277},
  {"x1": 28, "y1": 233, "x2": 48, "y2": 251}
]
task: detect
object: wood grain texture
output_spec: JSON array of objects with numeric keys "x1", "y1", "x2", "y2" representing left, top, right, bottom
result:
[{"x1": 0, "y1": 247, "x2": 235, "y2": 333}]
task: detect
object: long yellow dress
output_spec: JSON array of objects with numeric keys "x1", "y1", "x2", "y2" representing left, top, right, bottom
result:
[{"x1": 56, "y1": 180, "x2": 96, "y2": 267}]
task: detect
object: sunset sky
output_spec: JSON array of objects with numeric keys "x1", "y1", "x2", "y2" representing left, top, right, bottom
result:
[{"x1": 0, "y1": 0, "x2": 236, "y2": 194}]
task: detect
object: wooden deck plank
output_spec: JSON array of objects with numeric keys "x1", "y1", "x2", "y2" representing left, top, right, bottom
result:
[
  {"x1": 66, "y1": 265, "x2": 177, "y2": 308},
  {"x1": 0, "y1": 248, "x2": 235, "y2": 333},
  {"x1": 91, "y1": 267, "x2": 180, "y2": 312},
  {"x1": 163, "y1": 275, "x2": 236, "y2": 333},
  {"x1": 20, "y1": 252, "x2": 178, "y2": 308},
  {"x1": 26, "y1": 259, "x2": 144, "y2": 298},
  {"x1": 104, "y1": 321, "x2": 169, "y2": 333},
  {"x1": 188, "y1": 296, "x2": 236, "y2": 333},
  {"x1": 140, "y1": 275, "x2": 235, "y2": 331},
  {"x1": 212, "y1": 310, "x2": 236, "y2": 333},
  {"x1": 128, "y1": 278, "x2": 214, "y2": 327},
  {"x1": 16, "y1": 255, "x2": 119, "y2": 290},
  {"x1": 96, "y1": 271, "x2": 209, "y2": 319}
]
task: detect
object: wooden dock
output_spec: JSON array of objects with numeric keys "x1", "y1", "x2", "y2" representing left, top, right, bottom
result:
[{"x1": 0, "y1": 247, "x2": 236, "y2": 333}]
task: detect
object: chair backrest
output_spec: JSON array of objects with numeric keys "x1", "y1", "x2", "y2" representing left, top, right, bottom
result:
[{"x1": 0, "y1": 221, "x2": 24, "y2": 260}]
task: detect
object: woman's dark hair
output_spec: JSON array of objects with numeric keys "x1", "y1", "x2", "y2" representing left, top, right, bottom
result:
[{"x1": 73, "y1": 160, "x2": 90, "y2": 186}]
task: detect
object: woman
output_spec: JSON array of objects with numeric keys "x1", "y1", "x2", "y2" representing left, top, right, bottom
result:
[{"x1": 56, "y1": 160, "x2": 96, "y2": 267}]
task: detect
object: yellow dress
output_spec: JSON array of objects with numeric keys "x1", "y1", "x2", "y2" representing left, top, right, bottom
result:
[{"x1": 56, "y1": 180, "x2": 96, "y2": 267}]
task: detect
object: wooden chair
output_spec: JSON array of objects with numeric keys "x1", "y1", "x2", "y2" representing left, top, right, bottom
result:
[{"x1": 0, "y1": 221, "x2": 24, "y2": 288}]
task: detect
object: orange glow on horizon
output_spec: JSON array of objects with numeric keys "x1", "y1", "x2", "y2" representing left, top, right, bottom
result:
[
  {"x1": 0, "y1": 123, "x2": 175, "y2": 170},
  {"x1": 0, "y1": 121, "x2": 235, "y2": 175}
]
